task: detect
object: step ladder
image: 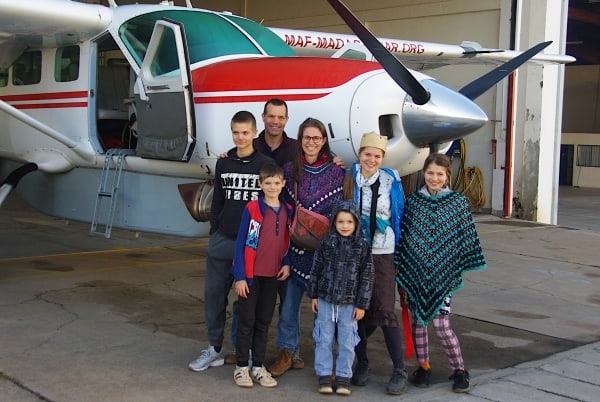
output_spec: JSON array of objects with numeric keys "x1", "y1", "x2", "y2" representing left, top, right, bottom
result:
[{"x1": 90, "y1": 148, "x2": 134, "y2": 238}]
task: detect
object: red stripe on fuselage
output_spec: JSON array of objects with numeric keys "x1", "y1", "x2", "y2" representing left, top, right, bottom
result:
[
  {"x1": 195, "y1": 93, "x2": 328, "y2": 104},
  {"x1": 0, "y1": 91, "x2": 88, "y2": 102},
  {"x1": 16, "y1": 102, "x2": 88, "y2": 109},
  {"x1": 191, "y1": 57, "x2": 381, "y2": 93}
]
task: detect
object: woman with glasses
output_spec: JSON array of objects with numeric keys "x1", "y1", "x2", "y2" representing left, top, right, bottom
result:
[{"x1": 269, "y1": 117, "x2": 345, "y2": 379}]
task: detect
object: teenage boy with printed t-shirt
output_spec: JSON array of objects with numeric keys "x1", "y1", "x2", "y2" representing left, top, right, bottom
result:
[{"x1": 189, "y1": 111, "x2": 274, "y2": 372}]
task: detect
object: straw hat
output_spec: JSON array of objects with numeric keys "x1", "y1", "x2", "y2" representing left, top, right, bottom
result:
[{"x1": 359, "y1": 131, "x2": 388, "y2": 152}]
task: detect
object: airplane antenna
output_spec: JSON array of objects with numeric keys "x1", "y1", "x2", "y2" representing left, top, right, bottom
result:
[{"x1": 107, "y1": 0, "x2": 118, "y2": 7}]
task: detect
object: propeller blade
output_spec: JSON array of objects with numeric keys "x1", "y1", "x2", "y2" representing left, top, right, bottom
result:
[
  {"x1": 326, "y1": 0, "x2": 430, "y2": 105},
  {"x1": 459, "y1": 41, "x2": 552, "y2": 100}
]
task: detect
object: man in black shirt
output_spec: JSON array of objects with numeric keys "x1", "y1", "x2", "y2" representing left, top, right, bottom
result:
[{"x1": 253, "y1": 98, "x2": 297, "y2": 167}]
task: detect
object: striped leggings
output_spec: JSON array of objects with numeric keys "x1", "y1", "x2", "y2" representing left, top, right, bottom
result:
[{"x1": 412, "y1": 312, "x2": 464, "y2": 370}]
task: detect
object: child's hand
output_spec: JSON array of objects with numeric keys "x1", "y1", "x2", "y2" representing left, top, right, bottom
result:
[
  {"x1": 353, "y1": 307, "x2": 365, "y2": 320},
  {"x1": 235, "y1": 280, "x2": 249, "y2": 298},
  {"x1": 277, "y1": 265, "x2": 290, "y2": 280},
  {"x1": 311, "y1": 298, "x2": 318, "y2": 314}
]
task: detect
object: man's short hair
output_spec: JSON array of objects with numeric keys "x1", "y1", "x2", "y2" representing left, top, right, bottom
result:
[
  {"x1": 231, "y1": 110, "x2": 256, "y2": 128},
  {"x1": 263, "y1": 98, "x2": 288, "y2": 116}
]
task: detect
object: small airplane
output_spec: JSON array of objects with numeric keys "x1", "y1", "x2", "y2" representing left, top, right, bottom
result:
[{"x1": 0, "y1": 0, "x2": 574, "y2": 238}]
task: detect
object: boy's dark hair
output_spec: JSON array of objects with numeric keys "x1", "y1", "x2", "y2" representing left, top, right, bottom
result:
[
  {"x1": 259, "y1": 162, "x2": 285, "y2": 182},
  {"x1": 231, "y1": 110, "x2": 256, "y2": 129},
  {"x1": 263, "y1": 98, "x2": 288, "y2": 116}
]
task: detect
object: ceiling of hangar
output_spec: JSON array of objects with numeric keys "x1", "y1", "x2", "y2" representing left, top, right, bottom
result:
[{"x1": 83, "y1": 0, "x2": 599, "y2": 65}]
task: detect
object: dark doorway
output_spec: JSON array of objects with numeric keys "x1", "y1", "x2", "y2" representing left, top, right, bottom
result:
[{"x1": 559, "y1": 144, "x2": 574, "y2": 186}]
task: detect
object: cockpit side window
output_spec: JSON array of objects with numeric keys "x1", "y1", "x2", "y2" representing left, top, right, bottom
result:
[
  {"x1": 118, "y1": 10, "x2": 291, "y2": 67},
  {"x1": 0, "y1": 67, "x2": 7, "y2": 87},
  {"x1": 55, "y1": 45, "x2": 80, "y2": 82},
  {"x1": 12, "y1": 51, "x2": 42, "y2": 85}
]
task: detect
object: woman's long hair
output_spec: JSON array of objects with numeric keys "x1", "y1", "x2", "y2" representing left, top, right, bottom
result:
[{"x1": 291, "y1": 117, "x2": 334, "y2": 184}]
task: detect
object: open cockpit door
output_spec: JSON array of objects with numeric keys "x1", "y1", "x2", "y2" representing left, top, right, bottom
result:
[{"x1": 134, "y1": 19, "x2": 195, "y2": 162}]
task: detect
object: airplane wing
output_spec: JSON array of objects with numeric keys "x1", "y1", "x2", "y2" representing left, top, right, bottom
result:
[
  {"x1": 269, "y1": 28, "x2": 575, "y2": 70},
  {"x1": 0, "y1": 0, "x2": 112, "y2": 68}
]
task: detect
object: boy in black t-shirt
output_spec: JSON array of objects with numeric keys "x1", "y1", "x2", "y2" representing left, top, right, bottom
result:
[{"x1": 189, "y1": 111, "x2": 273, "y2": 372}]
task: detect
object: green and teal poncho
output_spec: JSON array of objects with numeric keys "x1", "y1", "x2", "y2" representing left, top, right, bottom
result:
[{"x1": 394, "y1": 189, "x2": 486, "y2": 326}]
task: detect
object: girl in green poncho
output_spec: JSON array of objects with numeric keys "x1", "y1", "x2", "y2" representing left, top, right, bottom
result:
[{"x1": 394, "y1": 153, "x2": 486, "y2": 394}]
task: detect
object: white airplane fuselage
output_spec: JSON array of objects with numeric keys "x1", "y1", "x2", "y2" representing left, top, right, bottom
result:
[{"x1": 0, "y1": 3, "x2": 512, "y2": 237}]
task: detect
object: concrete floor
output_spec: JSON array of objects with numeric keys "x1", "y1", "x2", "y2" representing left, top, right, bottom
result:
[{"x1": 1, "y1": 187, "x2": 599, "y2": 401}]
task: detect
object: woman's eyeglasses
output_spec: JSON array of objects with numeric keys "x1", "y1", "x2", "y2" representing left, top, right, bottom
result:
[{"x1": 302, "y1": 136, "x2": 323, "y2": 143}]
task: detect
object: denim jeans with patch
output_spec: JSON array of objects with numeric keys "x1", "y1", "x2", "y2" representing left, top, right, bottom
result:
[{"x1": 313, "y1": 299, "x2": 360, "y2": 378}]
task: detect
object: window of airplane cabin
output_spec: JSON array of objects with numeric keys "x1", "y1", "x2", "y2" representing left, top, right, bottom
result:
[
  {"x1": 55, "y1": 45, "x2": 80, "y2": 82},
  {"x1": 12, "y1": 51, "x2": 42, "y2": 85},
  {"x1": 118, "y1": 10, "x2": 291, "y2": 67},
  {"x1": 222, "y1": 15, "x2": 294, "y2": 57},
  {"x1": 0, "y1": 67, "x2": 7, "y2": 87}
]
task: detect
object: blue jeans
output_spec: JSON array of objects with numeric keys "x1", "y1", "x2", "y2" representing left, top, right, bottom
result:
[
  {"x1": 313, "y1": 299, "x2": 360, "y2": 378},
  {"x1": 204, "y1": 231, "x2": 235, "y2": 348},
  {"x1": 276, "y1": 279, "x2": 303, "y2": 355}
]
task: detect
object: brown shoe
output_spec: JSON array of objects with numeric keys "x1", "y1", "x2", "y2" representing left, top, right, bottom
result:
[
  {"x1": 269, "y1": 349, "x2": 292, "y2": 377},
  {"x1": 291, "y1": 354, "x2": 304, "y2": 369}
]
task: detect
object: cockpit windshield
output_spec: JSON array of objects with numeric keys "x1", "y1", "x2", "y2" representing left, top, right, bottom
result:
[{"x1": 118, "y1": 10, "x2": 294, "y2": 66}]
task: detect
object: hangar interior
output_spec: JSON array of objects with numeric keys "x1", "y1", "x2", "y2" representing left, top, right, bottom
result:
[{"x1": 88, "y1": 0, "x2": 598, "y2": 224}]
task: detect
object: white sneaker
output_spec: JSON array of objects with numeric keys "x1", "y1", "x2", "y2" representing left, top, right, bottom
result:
[
  {"x1": 234, "y1": 366, "x2": 254, "y2": 388},
  {"x1": 188, "y1": 346, "x2": 224, "y2": 371},
  {"x1": 251, "y1": 366, "x2": 278, "y2": 388}
]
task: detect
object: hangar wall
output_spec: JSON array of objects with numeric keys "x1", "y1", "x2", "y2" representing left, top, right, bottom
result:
[
  {"x1": 561, "y1": 66, "x2": 600, "y2": 189},
  {"x1": 161, "y1": 0, "x2": 571, "y2": 221}
]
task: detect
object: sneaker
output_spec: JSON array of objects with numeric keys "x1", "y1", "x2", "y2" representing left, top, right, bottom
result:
[
  {"x1": 335, "y1": 376, "x2": 352, "y2": 396},
  {"x1": 449, "y1": 369, "x2": 470, "y2": 393},
  {"x1": 251, "y1": 366, "x2": 278, "y2": 388},
  {"x1": 291, "y1": 354, "x2": 305, "y2": 369},
  {"x1": 233, "y1": 366, "x2": 253, "y2": 388},
  {"x1": 351, "y1": 361, "x2": 369, "y2": 386},
  {"x1": 386, "y1": 368, "x2": 408, "y2": 395},
  {"x1": 224, "y1": 350, "x2": 237, "y2": 365},
  {"x1": 412, "y1": 367, "x2": 431, "y2": 388},
  {"x1": 269, "y1": 349, "x2": 292, "y2": 377},
  {"x1": 188, "y1": 346, "x2": 224, "y2": 372},
  {"x1": 318, "y1": 375, "x2": 333, "y2": 394}
]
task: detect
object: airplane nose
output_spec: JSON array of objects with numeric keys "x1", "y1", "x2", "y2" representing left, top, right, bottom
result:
[{"x1": 402, "y1": 79, "x2": 488, "y2": 147}]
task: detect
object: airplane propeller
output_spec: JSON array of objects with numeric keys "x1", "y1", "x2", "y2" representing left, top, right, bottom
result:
[
  {"x1": 326, "y1": 0, "x2": 430, "y2": 105},
  {"x1": 327, "y1": 0, "x2": 555, "y2": 149},
  {"x1": 459, "y1": 41, "x2": 552, "y2": 100}
]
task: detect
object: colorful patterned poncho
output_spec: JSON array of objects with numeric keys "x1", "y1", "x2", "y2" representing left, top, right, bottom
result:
[{"x1": 394, "y1": 190, "x2": 486, "y2": 326}]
